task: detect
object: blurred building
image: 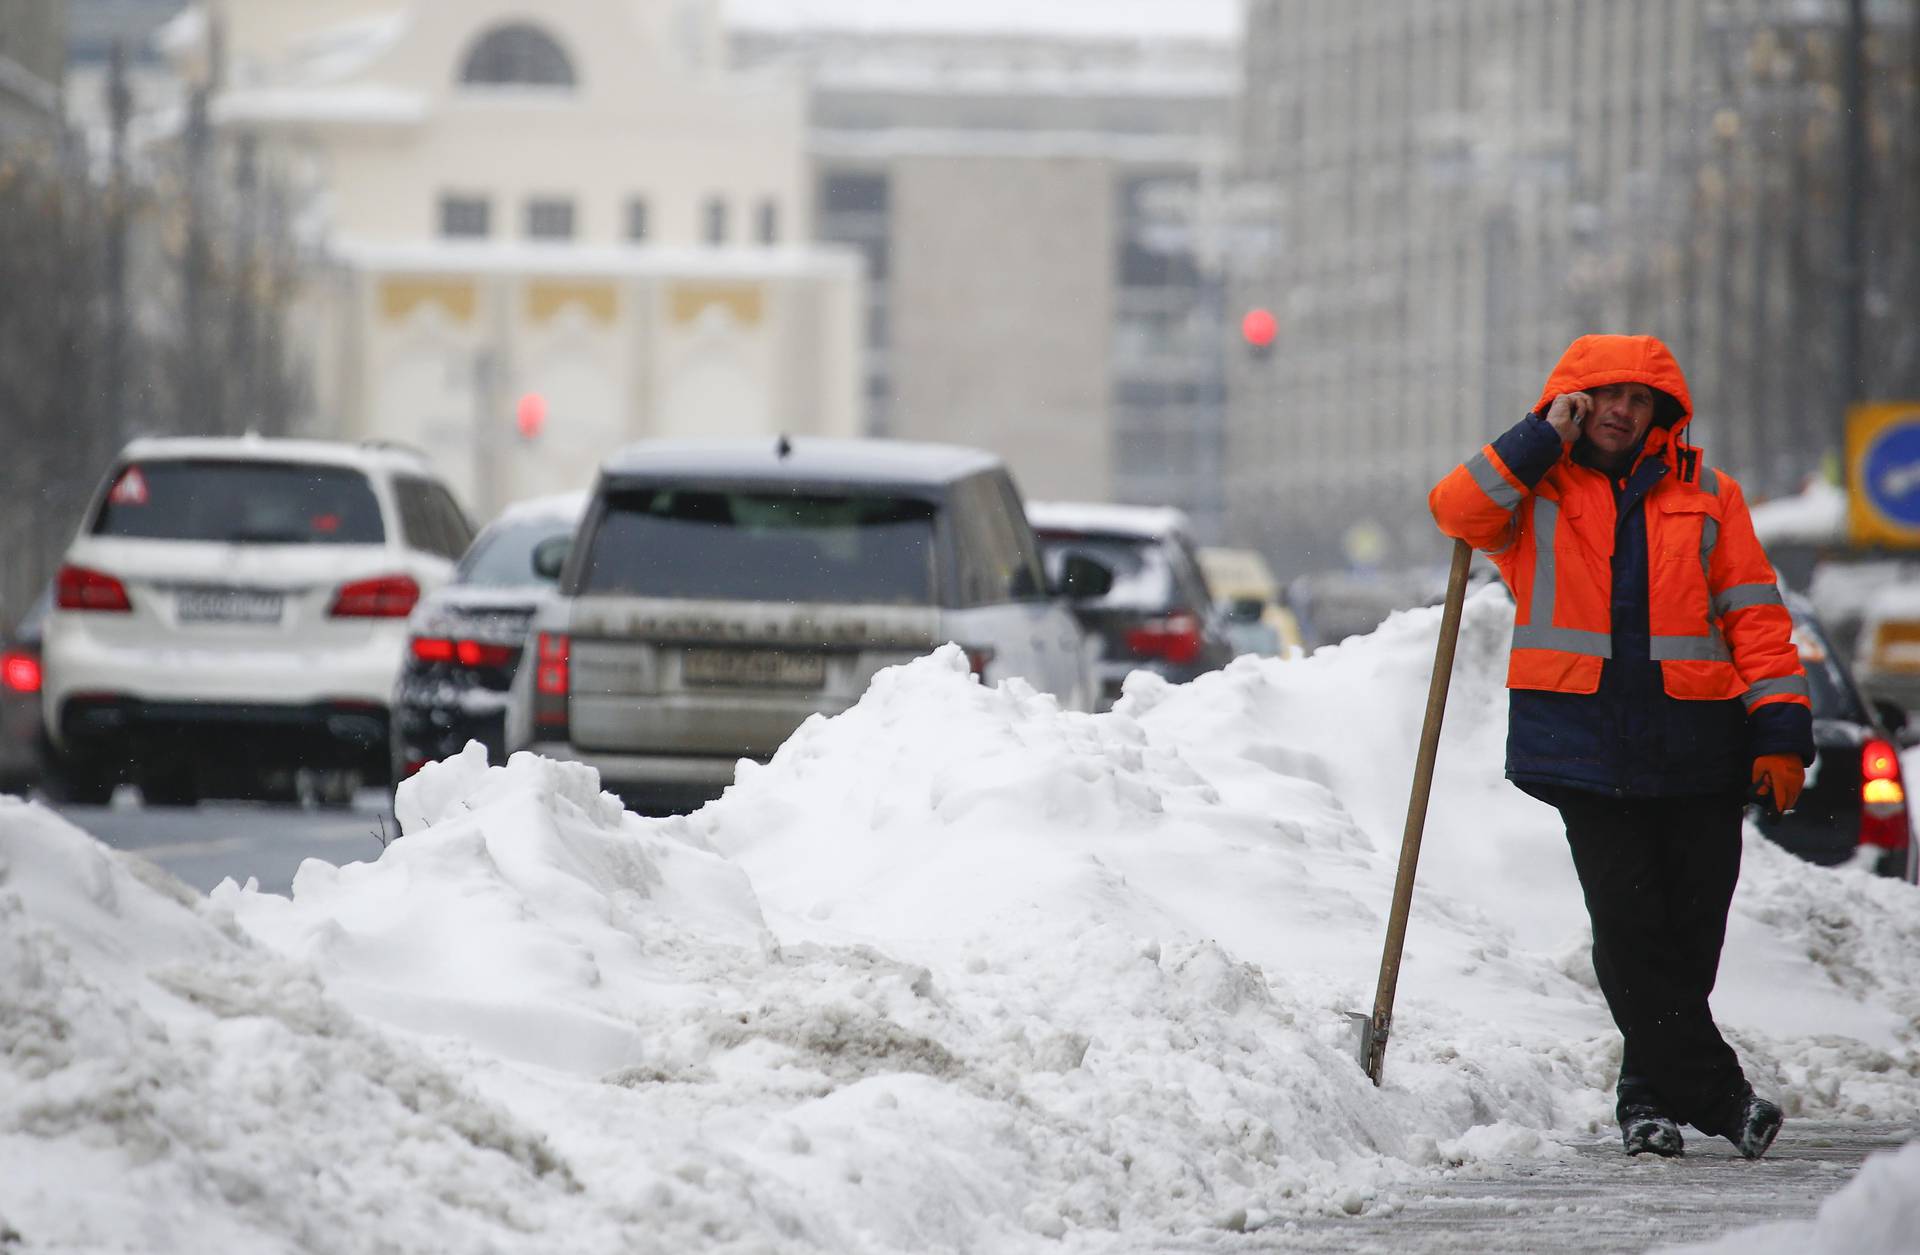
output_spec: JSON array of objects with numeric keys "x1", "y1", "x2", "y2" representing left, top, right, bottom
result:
[
  {"x1": 1232, "y1": 0, "x2": 1920, "y2": 581},
  {"x1": 64, "y1": 0, "x2": 191, "y2": 141},
  {"x1": 163, "y1": 0, "x2": 861, "y2": 518},
  {"x1": 734, "y1": 21, "x2": 1240, "y2": 536},
  {"x1": 0, "y1": 0, "x2": 67, "y2": 139}
]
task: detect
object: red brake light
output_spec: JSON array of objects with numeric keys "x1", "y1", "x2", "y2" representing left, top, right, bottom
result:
[
  {"x1": 456, "y1": 639, "x2": 515, "y2": 668},
  {"x1": 412, "y1": 636, "x2": 516, "y2": 668},
  {"x1": 330, "y1": 574, "x2": 420, "y2": 618},
  {"x1": 56, "y1": 565, "x2": 132, "y2": 612},
  {"x1": 1, "y1": 650, "x2": 40, "y2": 693},
  {"x1": 1859, "y1": 738, "x2": 1909, "y2": 850},
  {"x1": 535, "y1": 632, "x2": 570, "y2": 693},
  {"x1": 1126, "y1": 612, "x2": 1203, "y2": 665},
  {"x1": 533, "y1": 631, "x2": 570, "y2": 736}
]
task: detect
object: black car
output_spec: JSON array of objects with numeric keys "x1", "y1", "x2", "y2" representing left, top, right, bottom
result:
[
  {"x1": 392, "y1": 492, "x2": 585, "y2": 782},
  {"x1": 0, "y1": 589, "x2": 49, "y2": 793},
  {"x1": 1027, "y1": 501, "x2": 1235, "y2": 710},
  {"x1": 1753, "y1": 593, "x2": 1915, "y2": 882}
]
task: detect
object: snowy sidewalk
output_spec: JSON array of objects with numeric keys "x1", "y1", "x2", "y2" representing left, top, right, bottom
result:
[{"x1": 1167, "y1": 1120, "x2": 1914, "y2": 1253}]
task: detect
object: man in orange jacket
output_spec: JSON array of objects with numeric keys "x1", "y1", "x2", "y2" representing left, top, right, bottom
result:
[{"x1": 1430, "y1": 334, "x2": 1813, "y2": 1160}]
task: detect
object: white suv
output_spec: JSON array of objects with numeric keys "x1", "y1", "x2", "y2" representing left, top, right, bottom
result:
[{"x1": 41, "y1": 436, "x2": 473, "y2": 804}]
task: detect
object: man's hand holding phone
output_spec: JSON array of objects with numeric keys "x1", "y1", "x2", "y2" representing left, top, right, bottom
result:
[{"x1": 1545, "y1": 391, "x2": 1593, "y2": 444}]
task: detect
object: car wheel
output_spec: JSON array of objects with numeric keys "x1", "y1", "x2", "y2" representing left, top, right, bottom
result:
[
  {"x1": 50, "y1": 753, "x2": 117, "y2": 806},
  {"x1": 139, "y1": 763, "x2": 199, "y2": 808}
]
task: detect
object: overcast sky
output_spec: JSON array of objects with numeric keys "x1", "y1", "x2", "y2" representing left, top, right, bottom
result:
[{"x1": 723, "y1": 0, "x2": 1240, "y2": 40}]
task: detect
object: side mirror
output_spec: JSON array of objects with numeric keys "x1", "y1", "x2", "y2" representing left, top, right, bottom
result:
[
  {"x1": 1871, "y1": 698, "x2": 1913, "y2": 742},
  {"x1": 1053, "y1": 553, "x2": 1114, "y2": 601},
  {"x1": 531, "y1": 536, "x2": 570, "y2": 582},
  {"x1": 1223, "y1": 596, "x2": 1266, "y2": 624}
]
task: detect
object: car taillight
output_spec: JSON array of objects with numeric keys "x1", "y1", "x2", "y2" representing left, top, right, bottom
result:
[
  {"x1": 533, "y1": 631, "x2": 570, "y2": 736},
  {"x1": 330, "y1": 574, "x2": 420, "y2": 618},
  {"x1": 1, "y1": 650, "x2": 40, "y2": 693},
  {"x1": 962, "y1": 645, "x2": 994, "y2": 681},
  {"x1": 1859, "y1": 738, "x2": 1909, "y2": 849},
  {"x1": 410, "y1": 636, "x2": 515, "y2": 668},
  {"x1": 56, "y1": 565, "x2": 132, "y2": 612},
  {"x1": 1125, "y1": 611, "x2": 1203, "y2": 665}
]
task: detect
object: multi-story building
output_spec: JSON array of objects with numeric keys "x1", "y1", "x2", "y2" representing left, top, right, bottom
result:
[
  {"x1": 164, "y1": 0, "x2": 861, "y2": 517},
  {"x1": 1233, "y1": 0, "x2": 1919, "y2": 581},
  {"x1": 1, "y1": 0, "x2": 66, "y2": 139},
  {"x1": 734, "y1": 17, "x2": 1240, "y2": 536}
]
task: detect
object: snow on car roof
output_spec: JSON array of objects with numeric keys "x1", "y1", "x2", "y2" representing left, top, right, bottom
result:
[
  {"x1": 118, "y1": 434, "x2": 433, "y2": 472},
  {"x1": 600, "y1": 437, "x2": 1003, "y2": 487},
  {"x1": 1026, "y1": 499, "x2": 1191, "y2": 539},
  {"x1": 1750, "y1": 477, "x2": 1846, "y2": 546},
  {"x1": 487, "y1": 490, "x2": 591, "y2": 528}
]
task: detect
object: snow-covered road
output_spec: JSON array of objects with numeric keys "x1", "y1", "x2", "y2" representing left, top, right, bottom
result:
[{"x1": 4, "y1": 587, "x2": 1916, "y2": 1252}]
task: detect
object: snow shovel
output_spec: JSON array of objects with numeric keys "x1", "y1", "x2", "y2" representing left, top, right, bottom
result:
[{"x1": 1353, "y1": 537, "x2": 1473, "y2": 1086}]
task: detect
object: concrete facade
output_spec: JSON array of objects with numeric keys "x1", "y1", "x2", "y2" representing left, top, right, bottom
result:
[
  {"x1": 178, "y1": 0, "x2": 862, "y2": 519},
  {"x1": 737, "y1": 25, "x2": 1238, "y2": 536},
  {"x1": 1231, "y1": 0, "x2": 1920, "y2": 581},
  {"x1": 887, "y1": 155, "x2": 1114, "y2": 503},
  {"x1": 0, "y1": 0, "x2": 67, "y2": 139}
]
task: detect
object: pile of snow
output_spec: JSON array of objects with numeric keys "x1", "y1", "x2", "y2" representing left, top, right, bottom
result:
[
  {"x1": 1657, "y1": 1141, "x2": 1920, "y2": 1254},
  {"x1": 4, "y1": 589, "x2": 1919, "y2": 1251}
]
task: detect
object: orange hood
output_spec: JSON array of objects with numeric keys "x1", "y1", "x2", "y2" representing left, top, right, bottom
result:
[{"x1": 1534, "y1": 333, "x2": 1693, "y2": 433}]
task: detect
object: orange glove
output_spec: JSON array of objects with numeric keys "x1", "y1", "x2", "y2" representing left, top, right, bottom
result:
[{"x1": 1750, "y1": 753, "x2": 1805, "y2": 815}]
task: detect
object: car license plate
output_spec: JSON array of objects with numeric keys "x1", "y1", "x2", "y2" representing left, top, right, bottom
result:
[
  {"x1": 176, "y1": 586, "x2": 285, "y2": 625},
  {"x1": 682, "y1": 647, "x2": 826, "y2": 689}
]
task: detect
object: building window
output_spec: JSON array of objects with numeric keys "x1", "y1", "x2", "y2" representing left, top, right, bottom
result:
[
  {"x1": 526, "y1": 197, "x2": 575, "y2": 241},
  {"x1": 460, "y1": 23, "x2": 577, "y2": 87},
  {"x1": 756, "y1": 198, "x2": 779, "y2": 245},
  {"x1": 439, "y1": 194, "x2": 490, "y2": 239},
  {"x1": 625, "y1": 197, "x2": 649, "y2": 243},
  {"x1": 703, "y1": 197, "x2": 728, "y2": 245}
]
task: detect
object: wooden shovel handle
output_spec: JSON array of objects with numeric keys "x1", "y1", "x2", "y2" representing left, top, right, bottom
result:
[{"x1": 1364, "y1": 537, "x2": 1473, "y2": 1086}]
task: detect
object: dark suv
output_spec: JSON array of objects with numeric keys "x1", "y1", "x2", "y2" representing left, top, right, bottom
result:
[
  {"x1": 1753, "y1": 592, "x2": 1915, "y2": 881},
  {"x1": 392, "y1": 492, "x2": 587, "y2": 782},
  {"x1": 1027, "y1": 501, "x2": 1235, "y2": 710}
]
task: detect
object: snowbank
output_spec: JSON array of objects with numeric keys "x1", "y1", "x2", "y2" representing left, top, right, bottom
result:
[
  {"x1": 1655, "y1": 1140, "x2": 1920, "y2": 1254},
  {"x1": 4, "y1": 589, "x2": 1918, "y2": 1251}
]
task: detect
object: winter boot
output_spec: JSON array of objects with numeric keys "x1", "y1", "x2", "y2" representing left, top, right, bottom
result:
[
  {"x1": 1620, "y1": 1107, "x2": 1684, "y2": 1158},
  {"x1": 1727, "y1": 1094, "x2": 1782, "y2": 1160}
]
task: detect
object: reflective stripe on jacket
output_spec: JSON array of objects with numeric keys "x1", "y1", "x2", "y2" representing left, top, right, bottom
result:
[{"x1": 1439, "y1": 432, "x2": 1807, "y2": 713}]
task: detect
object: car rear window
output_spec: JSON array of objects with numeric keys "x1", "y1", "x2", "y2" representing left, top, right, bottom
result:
[
  {"x1": 579, "y1": 487, "x2": 938, "y2": 605},
  {"x1": 458, "y1": 518, "x2": 574, "y2": 588},
  {"x1": 92, "y1": 460, "x2": 385, "y2": 545},
  {"x1": 1792, "y1": 611, "x2": 1870, "y2": 724},
  {"x1": 1036, "y1": 532, "x2": 1173, "y2": 611}
]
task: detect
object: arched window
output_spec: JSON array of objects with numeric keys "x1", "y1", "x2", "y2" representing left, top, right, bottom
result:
[{"x1": 459, "y1": 23, "x2": 576, "y2": 88}]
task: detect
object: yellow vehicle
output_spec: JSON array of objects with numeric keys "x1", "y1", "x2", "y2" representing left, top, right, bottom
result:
[{"x1": 1198, "y1": 546, "x2": 1304, "y2": 657}]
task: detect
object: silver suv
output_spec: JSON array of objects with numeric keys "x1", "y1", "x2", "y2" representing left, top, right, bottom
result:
[{"x1": 504, "y1": 437, "x2": 1106, "y2": 811}]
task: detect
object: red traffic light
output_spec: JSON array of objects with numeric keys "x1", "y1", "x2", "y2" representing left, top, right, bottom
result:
[
  {"x1": 1241, "y1": 308, "x2": 1278, "y2": 349},
  {"x1": 515, "y1": 392, "x2": 547, "y2": 440}
]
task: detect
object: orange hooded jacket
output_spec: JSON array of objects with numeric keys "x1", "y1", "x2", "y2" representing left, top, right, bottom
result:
[{"x1": 1429, "y1": 334, "x2": 1810, "y2": 719}]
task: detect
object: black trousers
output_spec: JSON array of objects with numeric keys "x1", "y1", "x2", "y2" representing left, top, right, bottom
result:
[{"x1": 1548, "y1": 788, "x2": 1752, "y2": 1137}]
